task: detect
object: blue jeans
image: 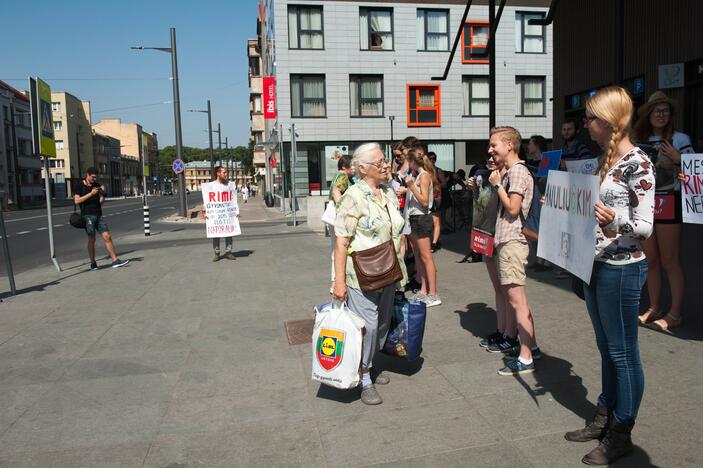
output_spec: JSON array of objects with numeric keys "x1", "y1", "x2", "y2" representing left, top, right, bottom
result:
[{"x1": 583, "y1": 260, "x2": 648, "y2": 426}]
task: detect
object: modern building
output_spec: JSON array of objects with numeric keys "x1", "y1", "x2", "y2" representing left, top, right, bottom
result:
[
  {"x1": 46, "y1": 91, "x2": 94, "y2": 198},
  {"x1": 92, "y1": 132, "x2": 122, "y2": 196},
  {"x1": 92, "y1": 118, "x2": 160, "y2": 195},
  {"x1": 185, "y1": 160, "x2": 253, "y2": 192},
  {"x1": 257, "y1": 0, "x2": 553, "y2": 206},
  {"x1": 0, "y1": 80, "x2": 42, "y2": 208}
]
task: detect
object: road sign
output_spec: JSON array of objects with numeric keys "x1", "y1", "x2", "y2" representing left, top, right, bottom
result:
[{"x1": 172, "y1": 159, "x2": 185, "y2": 174}]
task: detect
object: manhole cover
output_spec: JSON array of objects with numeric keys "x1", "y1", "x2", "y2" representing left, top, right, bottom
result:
[{"x1": 284, "y1": 319, "x2": 314, "y2": 345}]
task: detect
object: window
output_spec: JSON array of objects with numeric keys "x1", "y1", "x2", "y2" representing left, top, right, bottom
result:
[
  {"x1": 417, "y1": 9, "x2": 449, "y2": 51},
  {"x1": 2, "y1": 106, "x2": 8, "y2": 120},
  {"x1": 407, "y1": 84, "x2": 441, "y2": 127},
  {"x1": 49, "y1": 159, "x2": 64, "y2": 168},
  {"x1": 51, "y1": 102, "x2": 61, "y2": 112},
  {"x1": 350, "y1": 75, "x2": 383, "y2": 117},
  {"x1": 462, "y1": 76, "x2": 489, "y2": 116},
  {"x1": 55, "y1": 140, "x2": 64, "y2": 150},
  {"x1": 515, "y1": 12, "x2": 545, "y2": 53},
  {"x1": 288, "y1": 5, "x2": 324, "y2": 49},
  {"x1": 53, "y1": 120, "x2": 62, "y2": 131},
  {"x1": 462, "y1": 22, "x2": 489, "y2": 63},
  {"x1": 515, "y1": 76, "x2": 546, "y2": 116},
  {"x1": 360, "y1": 8, "x2": 393, "y2": 51},
  {"x1": 290, "y1": 74, "x2": 326, "y2": 118},
  {"x1": 253, "y1": 96, "x2": 262, "y2": 113}
]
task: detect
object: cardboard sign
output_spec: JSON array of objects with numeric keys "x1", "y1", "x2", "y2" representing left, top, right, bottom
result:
[
  {"x1": 201, "y1": 181, "x2": 241, "y2": 238},
  {"x1": 566, "y1": 158, "x2": 599, "y2": 175},
  {"x1": 538, "y1": 150, "x2": 563, "y2": 177},
  {"x1": 537, "y1": 171, "x2": 600, "y2": 283},
  {"x1": 681, "y1": 154, "x2": 703, "y2": 224},
  {"x1": 263, "y1": 76, "x2": 277, "y2": 119},
  {"x1": 471, "y1": 228, "x2": 494, "y2": 256}
]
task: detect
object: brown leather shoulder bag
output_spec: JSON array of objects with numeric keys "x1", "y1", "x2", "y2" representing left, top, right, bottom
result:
[{"x1": 350, "y1": 205, "x2": 403, "y2": 291}]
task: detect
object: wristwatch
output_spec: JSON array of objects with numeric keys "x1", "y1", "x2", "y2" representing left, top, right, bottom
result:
[{"x1": 493, "y1": 183, "x2": 502, "y2": 191}]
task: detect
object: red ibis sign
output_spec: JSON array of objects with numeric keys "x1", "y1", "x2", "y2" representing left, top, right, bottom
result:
[{"x1": 263, "y1": 76, "x2": 276, "y2": 119}]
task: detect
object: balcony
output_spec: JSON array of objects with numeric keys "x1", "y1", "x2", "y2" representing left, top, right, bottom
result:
[
  {"x1": 248, "y1": 40, "x2": 260, "y2": 58},
  {"x1": 253, "y1": 148, "x2": 266, "y2": 167},
  {"x1": 251, "y1": 114, "x2": 264, "y2": 133},
  {"x1": 250, "y1": 76, "x2": 263, "y2": 94}
]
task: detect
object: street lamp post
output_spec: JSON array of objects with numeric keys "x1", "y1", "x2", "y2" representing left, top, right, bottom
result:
[
  {"x1": 131, "y1": 27, "x2": 187, "y2": 217},
  {"x1": 188, "y1": 100, "x2": 215, "y2": 174},
  {"x1": 389, "y1": 115, "x2": 395, "y2": 143}
]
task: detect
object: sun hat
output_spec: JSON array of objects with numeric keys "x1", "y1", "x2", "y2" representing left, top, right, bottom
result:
[{"x1": 637, "y1": 90, "x2": 677, "y2": 118}]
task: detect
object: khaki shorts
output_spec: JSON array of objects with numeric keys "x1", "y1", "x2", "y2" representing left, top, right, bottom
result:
[{"x1": 496, "y1": 240, "x2": 529, "y2": 286}]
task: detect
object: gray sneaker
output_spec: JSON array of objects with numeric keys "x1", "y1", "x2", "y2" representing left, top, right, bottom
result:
[
  {"x1": 408, "y1": 290, "x2": 426, "y2": 302},
  {"x1": 360, "y1": 384, "x2": 383, "y2": 405},
  {"x1": 424, "y1": 294, "x2": 442, "y2": 307},
  {"x1": 371, "y1": 370, "x2": 390, "y2": 385}
]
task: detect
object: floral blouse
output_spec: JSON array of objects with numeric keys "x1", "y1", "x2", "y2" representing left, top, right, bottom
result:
[
  {"x1": 334, "y1": 179, "x2": 407, "y2": 289},
  {"x1": 595, "y1": 147, "x2": 655, "y2": 265}
]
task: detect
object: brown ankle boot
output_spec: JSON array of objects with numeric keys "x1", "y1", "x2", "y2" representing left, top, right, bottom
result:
[
  {"x1": 581, "y1": 420, "x2": 634, "y2": 465},
  {"x1": 565, "y1": 404, "x2": 610, "y2": 442}
]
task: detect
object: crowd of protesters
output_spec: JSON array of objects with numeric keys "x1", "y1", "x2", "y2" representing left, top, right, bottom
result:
[{"x1": 322, "y1": 86, "x2": 695, "y2": 466}]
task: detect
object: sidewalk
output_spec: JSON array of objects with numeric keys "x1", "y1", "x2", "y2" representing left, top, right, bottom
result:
[{"x1": 0, "y1": 200, "x2": 699, "y2": 467}]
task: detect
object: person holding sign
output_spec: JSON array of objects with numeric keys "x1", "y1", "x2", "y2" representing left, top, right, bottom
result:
[
  {"x1": 633, "y1": 91, "x2": 694, "y2": 331},
  {"x1": 564, "y1": 87, "x2": 655, "y2": 466},
  {"x1": 202, "y1": 166, "x2": 239, "y2": 261},
  {"x1": 487, "y1": 127, "x2": 538, "y2": 376}
]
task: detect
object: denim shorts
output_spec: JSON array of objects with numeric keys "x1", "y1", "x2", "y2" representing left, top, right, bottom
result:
[{"x1": 84, "y1": 215, "x2": 109, "y2": 236}]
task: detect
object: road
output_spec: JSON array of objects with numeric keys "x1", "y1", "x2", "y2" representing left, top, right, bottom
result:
[{"x1": 0, "y1": 193, "x2": 202, "y2": 275}]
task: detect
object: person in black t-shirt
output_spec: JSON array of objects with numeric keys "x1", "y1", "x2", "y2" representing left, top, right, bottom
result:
[{"x1": 73, "y1": 167, "x2": 129, "y2": 270}]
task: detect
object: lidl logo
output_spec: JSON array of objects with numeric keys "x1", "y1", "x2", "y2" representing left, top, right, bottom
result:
[{"x1": 316, "y1": 328, "x2": 345, "y2": 371}]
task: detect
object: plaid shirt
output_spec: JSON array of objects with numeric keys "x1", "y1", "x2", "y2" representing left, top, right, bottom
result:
[{"x1": 494, "y1": 162, "x2": 533, "y2": 245}]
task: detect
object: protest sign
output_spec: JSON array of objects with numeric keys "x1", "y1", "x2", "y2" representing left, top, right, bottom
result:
[
  {"x1": 470, "y1": 169, "x2": 498, "y2": 256},
  {"x1": 325, "y1": 145, "x2": 349, "y2": 183},
  {"x1": 537, "y1": 171, "x2": 600, "y2": 283},
  {"x1": 537, "y1": 150, "x2": 562, "y2": 177},
  {"x1": 201, "y1": 181, "x2": 241, "y2": 238},
  {"x1": 681, "y1": 154, "x2": 703, "y2": 224},
  {"x1": 565, "y1": 158, "x2": 599, "y2": 175}
]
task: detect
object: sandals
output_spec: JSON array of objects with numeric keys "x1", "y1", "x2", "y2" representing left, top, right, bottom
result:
[
  {"x1": 638, "y1": 308, "x2": 662, "y2": 326},
  {"x1": 645, "y1": 313, "x2": 682, "y2": 332}
]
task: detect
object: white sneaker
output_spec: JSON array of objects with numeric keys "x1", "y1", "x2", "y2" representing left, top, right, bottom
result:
[
  {"x1": 408, "y1": 291, "x2": 426, "y2": 302},
  {"x1": 423, "y1": 295, "x2": 442, "y2": 307}
]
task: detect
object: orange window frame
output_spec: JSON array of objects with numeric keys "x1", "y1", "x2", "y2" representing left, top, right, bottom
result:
[
  {"x1": 406, "y1": 84, "x2": 441, "y2": 127},
  {"x1": 461, "y1": 21, "x2": 489, "y2": 64}
]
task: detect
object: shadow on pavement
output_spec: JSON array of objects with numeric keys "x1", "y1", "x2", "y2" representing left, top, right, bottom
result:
[
  {"x1": 233, "y1": 250, "x2": 254, "y2": 258},
  {"x1": 0, "y1": 269, "x2": 86, "y2": 299},
  {"x1": 454, "y1": 302, "x2": 500, "y2": 340}
]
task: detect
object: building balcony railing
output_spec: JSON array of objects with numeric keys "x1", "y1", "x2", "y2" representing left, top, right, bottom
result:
[{"x1": 251, "y1": 114, "x2": 264, "y2": 132}]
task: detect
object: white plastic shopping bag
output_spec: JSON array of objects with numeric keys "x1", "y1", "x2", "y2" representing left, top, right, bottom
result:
[
  {"x1": 311, "y1": 301, "x2": 365, "y2": 389},
  {"x1": 321, "y1": 201, "x2": 336, "y2": 226}
]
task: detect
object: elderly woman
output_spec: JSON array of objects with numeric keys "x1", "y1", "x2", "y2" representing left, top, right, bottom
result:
[{"x1": 332, "y1": 142, "x2": 406, "y2": 405}]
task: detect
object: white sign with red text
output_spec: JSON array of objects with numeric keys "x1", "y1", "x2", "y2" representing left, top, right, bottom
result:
[
  {"x1": 201, "y1": 181, "x2": 241, "y2": 238},
  {"x1": 681, "y1": 154, "x2": 703, "y2": 225}
]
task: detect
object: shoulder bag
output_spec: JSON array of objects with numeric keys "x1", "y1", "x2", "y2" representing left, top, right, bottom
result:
[{"x1": 350, "y1": 205, "x2": 403, "y2": 291}]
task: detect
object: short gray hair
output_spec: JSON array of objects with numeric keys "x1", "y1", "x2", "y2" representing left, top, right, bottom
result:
[{"x1": 351, "y1": 142, "x2": 382, "y2": 177}]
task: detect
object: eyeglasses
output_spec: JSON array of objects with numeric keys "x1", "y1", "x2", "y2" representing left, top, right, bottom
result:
[
  {"x1": 582, "y1": 115, "x2": 599, "y2": 125},
  {"x1": 652, "y1": 107, "x2": 671, "y2": 116},
  {"x1": 363, "y1": 159, "x2": 390, "y2": 168}
]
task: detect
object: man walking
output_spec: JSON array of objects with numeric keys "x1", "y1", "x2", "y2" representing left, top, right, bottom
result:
[
  {"x1": 487, "y1": 127, "x2": 538, "y2": 375},
  {"x1": 73, "y1": 167, "x2": 129, "y2": 270},
  {"x1": 205, "y1": 166, "x2": 239, "y2": 261}
]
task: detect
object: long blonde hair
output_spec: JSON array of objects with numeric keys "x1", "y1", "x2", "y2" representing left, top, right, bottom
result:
[
  {"x1": 585, "y1": 87, "x2": 633, "y2": 182},
  {"x1": 406, "y1": 147, "x2": 439, "y2": 194}
]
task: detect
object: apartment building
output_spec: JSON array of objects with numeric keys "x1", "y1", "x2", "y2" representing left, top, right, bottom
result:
[
  {"x1": 92, "y1": 132, "x2": 121, "y2": 196},
  {"x1": 184, "y1": 160, "x2": 253, "y2": 192},
  {"x1": 46, "y1": 91, "x2": 94, "y2": 198},
  {"x1": 258, "y1": 0, "x2": 552, "y2": 201},
  {"x1": 92, "y1": 118, "x2": 160, "y2": 195},
  {"x1": 0, "y1": 80, "x2": 42, "y2": 208},
  {"x1": 248, "y1": 38, "x2": 267, "y2": 171}
]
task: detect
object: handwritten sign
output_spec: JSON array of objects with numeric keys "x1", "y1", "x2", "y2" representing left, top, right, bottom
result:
[
  {"x1": 201, "y1": 181, "x2": 241, "y2": 238},
  {"x1": 681, "y1": 154, "x2": 703, "y2": 224},
  {"x1": 565, "y1": 157, "x2": 599, "y2": 175},
  {"x1": 537, "y1": 150, "x2": 563, "y2": 177},
  {"x1": 537, "y1": 171, "x2": 600, "y2": 283}
]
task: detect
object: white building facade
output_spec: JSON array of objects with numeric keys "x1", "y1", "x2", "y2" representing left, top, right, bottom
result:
[{"x1": 260, "y1": 0, "x2": 553, "y2": 199}]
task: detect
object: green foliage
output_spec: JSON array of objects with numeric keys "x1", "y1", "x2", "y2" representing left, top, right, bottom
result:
[{"x1": 159, "y1": 144, "x2": 254, "y2": 175}]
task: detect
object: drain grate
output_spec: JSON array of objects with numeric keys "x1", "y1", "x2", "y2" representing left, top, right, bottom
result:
[{"x1": 284, "y1": 319, "x2": 315, "y2": 345}]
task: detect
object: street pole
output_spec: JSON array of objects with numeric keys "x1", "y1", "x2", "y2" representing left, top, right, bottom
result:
[
  {"x1": 0, "y1": 193, "x2": 16, "y2": 295},
  {"x1": 217, "y1": 122, "x2": 222, "y2": 167},
  {"x1": 279, "y1": 122, "x2": 286, "y2": 213},
  {"x1": 489, "y1": 0, "x2": 496, "y2": 130},
  {"x1": 170, "y1": 28, "x2": 187, "y2": 217},
  {"x1": 290, "y1": 123, "x2": 297, "y2": 226},
  {"x1": 207, "y1": 100, "x2": 214, "y2": 173},
  {"x1": 389, "y1": 115, "x2": 395, "y2": 143}
]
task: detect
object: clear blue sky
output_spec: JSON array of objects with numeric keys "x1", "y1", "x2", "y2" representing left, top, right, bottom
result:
[{"x1": 2, "y1": 0, "x2": 258, "y2": 149}]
